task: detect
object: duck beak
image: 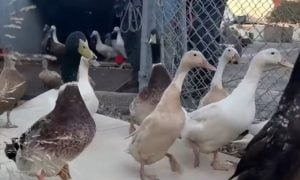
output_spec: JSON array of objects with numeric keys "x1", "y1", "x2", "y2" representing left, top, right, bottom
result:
[
  {"x1": 279, "y1": 59, "x2": 294, "y2": 69},
  {"x1": 78, "y1": 40, "x2": 97, "y2": 60},
  {"x1": 148, "y1": 34, "x2": 157, "y2": 44},
  {"x1": 231, "y1": 53, "x2": 241, "y2": 64},
  {"x1": 81, "y1": 48, "x2": 97, "y2": 60},
  {"x1": 202, "y1": 59, "x2": 217, "y2": 71},
  {"x1": 111, "y1": 30, "x2": 117, "y2": 34}
]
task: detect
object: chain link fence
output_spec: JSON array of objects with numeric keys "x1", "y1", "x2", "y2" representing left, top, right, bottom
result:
[{"x1": 140, "y1": 0, "x2": 300, "y2": 120}]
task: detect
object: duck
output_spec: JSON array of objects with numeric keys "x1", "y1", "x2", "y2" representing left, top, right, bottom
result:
[
  {"x1": 198, "y1": 47, "x2": 240, "y2": 108},
  {"x1": 183, "y1": 48, "x2": 294, "y2": 171},
  {"x1": 248, "y1": 119, "x2": 269, "y2": 136},
  {"x1": 129, "y1": 29, "x2": 171, "y2": 134},
  {"x1": 221, "y1": 119, "x2": 269, "y2": 157},
  {"x1": 90, "y1": 30, "x2": 117, "y2": 61},
  {"x1": 112, "y1": 26, "x2": 128, "y2": 59},
  {"x1": 0, "y1": 48, "x2": 27, "y2": 128},
  {"x1": 38, "y1": 59, "x2": 62, "y2": 89},
  {"x1": 148, "y1": 29, "x2": 161, "y2": 64},
  {"x1": 59, "y1": 31, "x2": 99, "y2": 114},
  {"x1": 41, "y1": 24, "x2": 51, "y2": 53},
  {"x1": 129, "y1": 63, "x2": 172, "y2": 133},
  {"x1": 104, "y1": 32, "x2": 113, "y2": 46},
  {"x1": 43, "y1": 25, "x2": 97, "y2": 86},
  {"x1": 42, "y1": 25, "x2": 66, "y2": 60},
  {"x1": 230, "y1": 52, "x2": 299, "y2": 180},
  {"x1": 4, "y1": 82, "x2": 96, "y2": 180},
  {"x1": 128, "y1": 50, "x2": 216, "y2": 180},
  {"x1": 16, "y1": 31, "x2": 99, "y2": 115}
]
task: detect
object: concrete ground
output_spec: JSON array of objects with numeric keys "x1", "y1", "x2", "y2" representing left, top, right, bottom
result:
[{"x1": 0, "y1": 98, "x2": 238, "y2": 180}]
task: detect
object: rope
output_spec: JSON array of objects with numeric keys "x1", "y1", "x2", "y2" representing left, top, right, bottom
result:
[{"x1": 120, "y1": 0, "x2": 142, "y2": 33}]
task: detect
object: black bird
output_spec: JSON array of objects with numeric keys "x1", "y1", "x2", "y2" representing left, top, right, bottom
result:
[{"x1": 230, "y1": 52, "x2": 300, "y2": 180}]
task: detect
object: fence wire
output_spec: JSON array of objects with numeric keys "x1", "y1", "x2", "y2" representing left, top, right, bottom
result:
[{"x1": 141, "y1": 0, "x2": 300, "y2": 120}]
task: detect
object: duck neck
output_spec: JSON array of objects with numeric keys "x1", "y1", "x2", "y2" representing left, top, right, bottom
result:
[
  {"x1": 78, "y1": 58, "x2": 90, "y2": 83},
  {"x1": 42, "y1": 59, "x2": 48, "y2": 70},
  {"x1": 52, "y1": 29, "x2": 59, "y2": 43},
  {"x1": 117, "y1": 31, "x2": 122, "y2": 41},
  {"x1": 61, "y1": 52, "x2": 81, "y2": 83},
  {"x1": 211, "y1": 57, "x2": 226, "y2": 89},
  {"x1": 173, "y1": 65, "x2": 189, "y2": 91},
  {"x1": 231, "y1": 60, "x2": 263, "y2": 99},
  {"x1": 96, "y1": 33, "x2": 103, "y2": 45}
]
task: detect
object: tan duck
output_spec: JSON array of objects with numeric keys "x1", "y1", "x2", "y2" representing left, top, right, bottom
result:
[
  {"x1": 128, "y1": 50, "x2": 216, "y2": 180},
  {"x1": 38, "y1": 59, "x2": 62, "y2": 89},
  {"x1": 0, "y1": 48, "x2": 27, "y2": 128},
  {"x1": 198, "y1": 47, "x2": 240, "y2": 108},
  {"x1": 129, "y1": 63, "x2": 172, "y2": 134}
]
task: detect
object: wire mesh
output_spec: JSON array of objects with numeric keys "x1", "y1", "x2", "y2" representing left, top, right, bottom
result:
[{"x1": 141, "y1": 0, "x2": 300, "y2": 120}]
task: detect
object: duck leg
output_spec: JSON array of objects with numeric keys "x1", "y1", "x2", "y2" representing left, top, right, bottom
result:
[
  {"x1": 58, "y1": 164, "x2": 71, "y2": 180},
  {"x1": 0, "y1": 111, "x2": 18, "y2": 128},
  {"x1": 37, "y1": 175, "x2": 45, "y2": 180},
  {"x1": 165, "y1": 153, "x2": 181, "y2": 173},
  {"x1": 140, "y1": 162, "x2": 158, "y2": 180},
  {"x1": 37, "y1": 170, "x2": 45, "y2": 180},
  {"x1": 211, "y1": 151, "x2": 232, "y2": 171},
  {"x1": 189, "y1": 140, "x2": 200, "y2": 167}
]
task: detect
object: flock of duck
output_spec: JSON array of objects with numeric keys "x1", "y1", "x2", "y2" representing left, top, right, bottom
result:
[{"x1": 0, "y1": 26, "x2": 299, "y2": 180}]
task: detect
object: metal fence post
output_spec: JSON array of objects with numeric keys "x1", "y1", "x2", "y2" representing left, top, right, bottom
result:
[{"x1": 139, "y1": 0, "x2": 154, "y2": 91}]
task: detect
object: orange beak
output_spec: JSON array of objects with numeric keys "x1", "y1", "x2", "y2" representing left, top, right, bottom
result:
[{"x1": 202, "y1": 59, "x2": 217, "y2": 71}]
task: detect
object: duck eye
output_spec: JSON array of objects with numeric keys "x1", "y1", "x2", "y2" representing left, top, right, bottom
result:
[
  {"x1": 193, "y1": 53, "x2": 197, "y2": 56},
  {"x1": 271, "y1": 52, "x2": 275, "y2": 55}
]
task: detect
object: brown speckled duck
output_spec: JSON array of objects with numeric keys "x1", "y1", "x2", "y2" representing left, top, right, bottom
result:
[
  {"x1": 7, "y1": 82, "x2": 96, "y2": 180},
  {"x1": 129, "y1": 63, "x2": 172, "y2": 134},
  {"x1": 129, "y1": 29, "x2": 171, "y2": 134},
  {"x1": 0, "y1": 48, "x2": 27, "y2": 128},
  {"x1": 38, "y1": 59, "x2": 62, "y2": 89}
]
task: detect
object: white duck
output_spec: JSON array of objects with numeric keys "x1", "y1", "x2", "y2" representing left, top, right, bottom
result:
[
  {"x1": 128, "y1": 50, "x2": 216, "y2": 180},
  {"x1": 90, "y1": 30, "x2": 117, "y2": 61},
  {"x1": 228, "y1": 119, "x2": 269, "y2": 149},
  {"x1": 183, "y1": 48, "x2": 293, "y2": 171},
  {"x1": 112, "y1": 26, "x2": 127, "y2": 59},
  {"x1": 199, "y1": 47, "x2": 240, "y2": 108},
  {"x1": 15, "y1": 31, "x2": 99, "y2": 115}
]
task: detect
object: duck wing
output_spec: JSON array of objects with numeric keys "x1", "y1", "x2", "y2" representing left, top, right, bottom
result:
[
  {"x1": 0, "y1": 70, "x2": 27, "y2": 113},
  {"x1": 188, "y1": 104, "x2": 221, "y2": 122}
]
